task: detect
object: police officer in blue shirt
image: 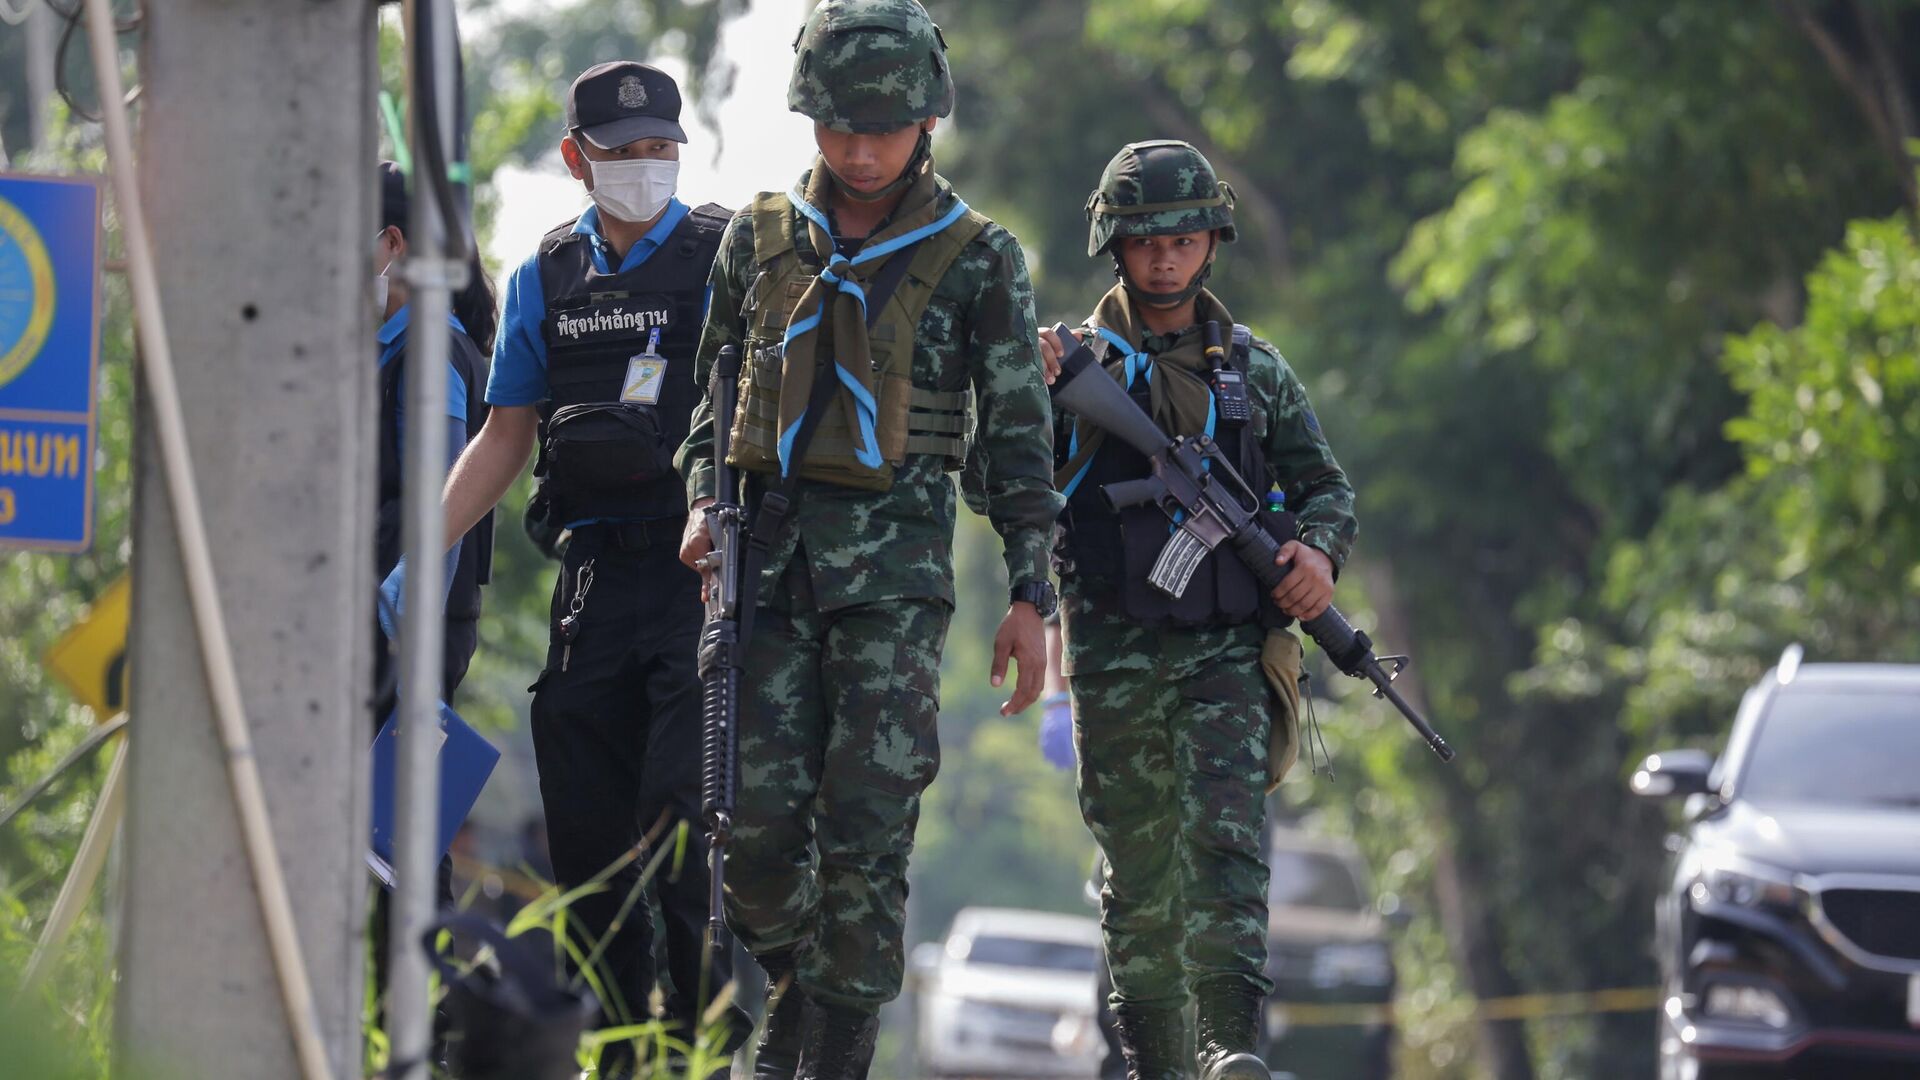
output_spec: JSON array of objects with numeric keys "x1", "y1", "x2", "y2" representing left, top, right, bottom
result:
[
  {"x1": 435, "y1": 62, "x2": 748, "y2": 1063},
  {"x1": 373, "y1": 160, "x2": 495, "y2": 711}
]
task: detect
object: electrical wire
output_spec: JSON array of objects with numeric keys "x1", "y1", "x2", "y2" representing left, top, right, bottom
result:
[
  {"x1": 407, "y1": 0, "x2": 470, "y2": 261},
  {"x1": 41, "y1": 0, "x2": 142, "y2": 123}
]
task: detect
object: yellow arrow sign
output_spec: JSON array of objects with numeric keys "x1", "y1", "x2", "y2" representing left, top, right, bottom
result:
[{"x1": 45, "y1": 574, "x2": 130, "y2": 721}]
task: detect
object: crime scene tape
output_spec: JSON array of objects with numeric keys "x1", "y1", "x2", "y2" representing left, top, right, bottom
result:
[{"x1": 1270, "y1": 986, "x2": 1661, "y2": 1029}]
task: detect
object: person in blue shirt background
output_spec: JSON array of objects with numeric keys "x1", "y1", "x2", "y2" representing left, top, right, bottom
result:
[
  {"x1": 372, "y1": 160, "x2": 496, "y2": 716},
  {"x1": 435, "y1": 61, "x2": 749, "y2": 1068},
  {"x1": 367, "y1": 161, "x2": 499, "y2": 1064}
]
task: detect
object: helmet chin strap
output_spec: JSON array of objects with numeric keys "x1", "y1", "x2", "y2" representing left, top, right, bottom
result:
[
  {"x1": 1115, "y1": 234, "x2": 1217, "y2": 309},
  {"x1": 828, "y1": 130, "x2": 933, "y2": 204}
]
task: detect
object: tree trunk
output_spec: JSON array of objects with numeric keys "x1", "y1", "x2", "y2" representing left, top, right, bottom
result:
[{"x1": 1355, "y1": 561, "x2": 1538, "y2": 1080}]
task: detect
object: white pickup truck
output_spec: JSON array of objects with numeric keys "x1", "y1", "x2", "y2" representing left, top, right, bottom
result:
[{"x1": 910, "y1": 906, "x2": 1107, "y2": 1078}]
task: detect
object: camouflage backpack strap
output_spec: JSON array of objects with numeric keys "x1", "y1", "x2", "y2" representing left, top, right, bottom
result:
[
  {"x1": 748, "y1": 190, "x2": 797, "y2": 265},
  {"x1": 883, "y1": 205, "x2": 992, "y2": 466}
]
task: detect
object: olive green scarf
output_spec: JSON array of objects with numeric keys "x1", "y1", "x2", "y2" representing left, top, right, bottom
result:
[
  {"x1": 1053, "y1": 285, "x2": 1237, "y2": 490},
  {"x1": 773, "y1": 159, "x2": 950, "y2": 475}
]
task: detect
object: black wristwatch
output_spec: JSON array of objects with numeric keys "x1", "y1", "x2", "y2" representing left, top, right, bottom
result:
[{"x1": 1010, "y1": 579, "x2": 1059, "y2": 617}]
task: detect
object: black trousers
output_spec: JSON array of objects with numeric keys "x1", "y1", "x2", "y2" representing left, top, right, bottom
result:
[
  {"x1": 528, "y1": 519, "x2": 744, "y2": 1046},
  {"x1": 371, "y1": 613, "x2": 481, "y2": 721}
]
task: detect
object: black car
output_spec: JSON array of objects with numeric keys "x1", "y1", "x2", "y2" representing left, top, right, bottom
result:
[
  {"x1": 1261, "y1": 825, "x2": 1398, "y2": 1080},
  {"x1": 1632, "y1": 647, "x2": 1920, "y2": 1079}
]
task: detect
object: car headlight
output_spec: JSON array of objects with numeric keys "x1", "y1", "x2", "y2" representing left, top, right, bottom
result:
[
  {"x1": 1700, "y1": 982, "x2": 1794, "y2": 1029},
  {"x1": 1310, "y1": 942, "x2": 1393, "y2": 988},
  {"x1": 1690, "y1": 855, "x2": 1799, "y2": 910}
]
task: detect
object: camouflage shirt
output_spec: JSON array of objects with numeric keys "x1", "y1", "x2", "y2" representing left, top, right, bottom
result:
[
  {"x1": 1058, "y1": 326, "x2": 1357, "y2": 675},
  {"x1": 679, "y1": 170, "x2": 1062, "y2": 611}
]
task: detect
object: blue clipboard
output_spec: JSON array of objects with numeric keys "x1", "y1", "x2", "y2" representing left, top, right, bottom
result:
[{"x1": 367, "y1": 701, "x2": 500, "y2": 889}]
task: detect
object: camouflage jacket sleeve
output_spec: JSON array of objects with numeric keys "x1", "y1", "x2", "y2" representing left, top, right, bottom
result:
[
  {"x1": 1249, "y1": 340, "x2": 1357, "y2": 571},
  {"x1": 676, "y1": 209, "x2": 756, "y2": 504},
  {"x1": 961, "y1": 228, "x2": 1065, "y2": 586}
]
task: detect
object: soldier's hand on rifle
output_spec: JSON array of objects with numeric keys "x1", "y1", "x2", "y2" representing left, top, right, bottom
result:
[
  {"x1": 1272, "y1": 540, "x2": 1335, "y2": 622},
  {"x1": 1037, "y1": 326, "x2": 1083, "y2": 386},
  {"x1": 993, "y1": 602, "x2": 1047, "y2": 717},
  {"x1": 681, "y1": 497, "x2": 717, "y2": 602}
]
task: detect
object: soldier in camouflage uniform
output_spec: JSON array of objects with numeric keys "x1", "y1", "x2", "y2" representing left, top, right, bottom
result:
[
  {"x1": 1038, "y1": 140, "x2": 1358, "y2": 1080},
  {"x1": 676, "y1": 2, "x2": 1062, "y2": 1076}
]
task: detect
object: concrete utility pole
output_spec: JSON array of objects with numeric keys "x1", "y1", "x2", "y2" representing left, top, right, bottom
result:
[{"x1": 118, "y1": 2, "x2": 379, "y2": 1077}]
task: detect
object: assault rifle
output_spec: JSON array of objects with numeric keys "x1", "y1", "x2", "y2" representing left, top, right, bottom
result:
[
  {"x1": 1048, "y1": 323, "x2": 1455, "y2": 762},
  {"x1": 694, "y1": 345, "x2": 747, "y2": 999}
]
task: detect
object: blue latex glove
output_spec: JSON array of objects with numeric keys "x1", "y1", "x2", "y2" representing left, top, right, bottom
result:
[
  {"x1": 378, "y1": 557, "x2": 406, "y2": 639},
  {"x1": 1039, "y1": 692, "x2": 1075, "y2": 771}
]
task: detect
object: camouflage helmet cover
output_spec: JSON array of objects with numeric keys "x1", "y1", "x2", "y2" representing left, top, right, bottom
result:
[
  {"x1": 1085, "y1": 139, "x2": 1238, "y2": 257},
  {"x1": 789, "y1": 0, "x2": 956, "y2": 134}
]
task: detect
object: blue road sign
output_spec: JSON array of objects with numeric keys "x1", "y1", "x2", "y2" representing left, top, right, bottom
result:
[{"x1": 0, "y1": 172, "x2": 104, "y2": 552}]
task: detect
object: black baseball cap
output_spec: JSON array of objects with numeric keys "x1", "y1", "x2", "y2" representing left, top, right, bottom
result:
[
  {"x1": 566, "y1": 61, "x2": 687, "y2": 149},
  {"x1": 378, "y1": 161, "x2": 410, "y2": 231}
]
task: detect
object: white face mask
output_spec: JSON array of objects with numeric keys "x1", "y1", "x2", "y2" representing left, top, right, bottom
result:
[{"x1": 586, "y1": 156, "x2": 679, "y2": 224}]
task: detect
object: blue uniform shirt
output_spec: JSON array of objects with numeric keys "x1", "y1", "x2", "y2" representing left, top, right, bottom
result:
[
  {"x1": 485, "y1": 198, "x2": 692, "y2": 408},
  {"x1": 377, "y1": 304, "x2": 471, "y2": 429},
  {"x1": 375, "y1": 303, "x2": 470, "y2": 625}
]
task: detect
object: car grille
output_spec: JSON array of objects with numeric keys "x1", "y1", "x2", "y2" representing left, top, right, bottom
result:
[{"x1": 1819, "y1": 887, "x2": 1920, "y2": 963}]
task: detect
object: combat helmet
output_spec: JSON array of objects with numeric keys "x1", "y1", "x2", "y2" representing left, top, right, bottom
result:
[
  {"x1": 1085, "y1": 139, "x2": 1237, "y2": 258},
  {"x1": 789, "y1": 0, "x2": 955, "y2": 134}
]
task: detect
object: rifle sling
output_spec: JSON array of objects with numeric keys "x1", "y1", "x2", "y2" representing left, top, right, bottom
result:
[{"x1": 735, "y1": 241, "x2": 922, "y2": 650}]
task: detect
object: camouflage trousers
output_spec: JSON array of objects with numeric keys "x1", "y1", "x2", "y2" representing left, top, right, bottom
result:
[
  {"x1": 724, "y1": 554, "x2": 951, "y2": 1013},
  {"x1": 1072, "y1": 631, "x2": 1275, "y2": 1008}
]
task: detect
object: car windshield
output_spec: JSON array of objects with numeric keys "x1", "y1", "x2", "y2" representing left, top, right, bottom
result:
[
  {"x1": 1740, "y1": 687, "x2": 1920, "y2": 808},
  {"x1": 962, "y1": 935, "x2": 1100, "y2": 973},
  {"x1": 1267, "y1": 850, "x2": 1366, "y2": 911}
]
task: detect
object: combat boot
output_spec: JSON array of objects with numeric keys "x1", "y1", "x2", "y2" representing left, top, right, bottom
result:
[
  {"x1": 751, "y1": 949, "x2": 808, "y2": 1079},
  {"x1": 1194, "y1": 979, "x2": 1270, "y2": 1080},
  {"x1": 1113, "y1": 1002, "x2": 1189, "y2": 1080},
  {"x1": 793, "y1": 999, "x2": 878, "y2": 1080}
]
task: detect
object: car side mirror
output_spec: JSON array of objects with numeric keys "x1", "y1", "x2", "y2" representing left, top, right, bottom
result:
[
  {"x1": 1376, "y1": 893, "x2": 1414, "y2": 931},
  {"x1": 1630, "y1": 749, "x2": 1714, "y2": 800},
  {"x1": 907, "y1": 941, "x2": 943, "y2": 990}
]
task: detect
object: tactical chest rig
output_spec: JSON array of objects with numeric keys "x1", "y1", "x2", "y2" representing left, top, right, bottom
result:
[
  {"x1": 724, "y1": 190, "x2": 986, "y2": 490},
  {"x1": 535, "y1": 203, "x2": 730, "y2": 522},
  {"x1": 1058, "y1": 325, "x2": 1293, "y2": 627}
]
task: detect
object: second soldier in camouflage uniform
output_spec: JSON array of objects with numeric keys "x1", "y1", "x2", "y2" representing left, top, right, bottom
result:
[
  {"x1": 677, "y1": 2, "x2": 1062, "y2": 1076},
  {"x1": 1039, "y1": 141, "x2": 1358, "y2": 1080}
]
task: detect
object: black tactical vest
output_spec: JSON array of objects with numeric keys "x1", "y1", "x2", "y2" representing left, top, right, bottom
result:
[
  {"x1": 534, "y1": 203, "x2": 730, "y2": 521},
  {"x1": 377, "y1": 322, "x2": 494, "y2": 622},
  {"x1": 1057, "y1": 328, "x2": 1273, "y2": 628}
]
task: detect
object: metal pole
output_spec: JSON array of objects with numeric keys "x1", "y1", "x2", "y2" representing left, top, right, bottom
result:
[
  {"x1": 388, "y1": 1, "x2": 460, "y2": 1074},
  {"x1": 25, "y1": 0, "x2": 56, "y2": 152}
]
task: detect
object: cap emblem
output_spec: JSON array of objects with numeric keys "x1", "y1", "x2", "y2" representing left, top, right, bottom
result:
[{"x1": 618, "y1": 75, "x2": 649, "y2": 110}]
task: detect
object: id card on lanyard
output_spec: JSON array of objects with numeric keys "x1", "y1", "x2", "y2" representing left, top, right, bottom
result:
[{"x1": 621, "y1": 327, "x2": 667, "y2": 405}]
